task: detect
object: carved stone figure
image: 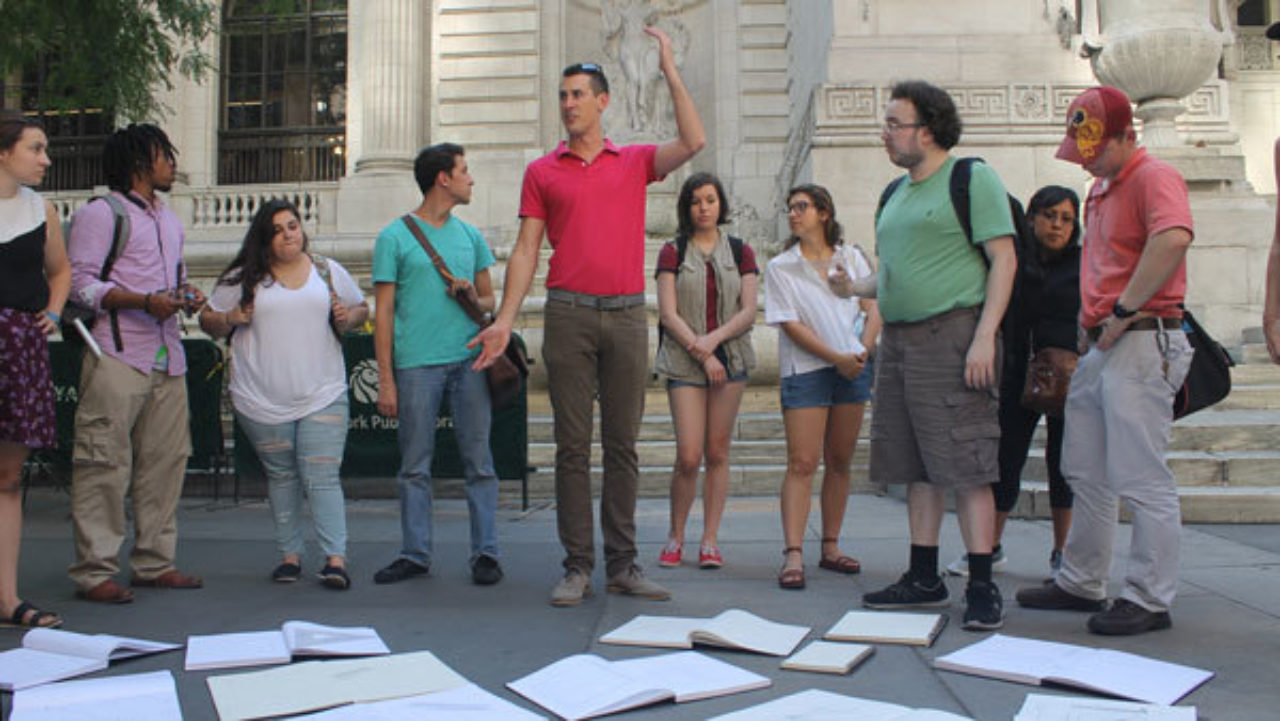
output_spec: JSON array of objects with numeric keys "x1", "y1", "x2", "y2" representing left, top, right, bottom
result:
[{"x1": 601, "y1": 0, "x2": 690, "y2": 138}]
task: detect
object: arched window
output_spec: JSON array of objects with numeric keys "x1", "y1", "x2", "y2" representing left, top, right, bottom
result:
[{"x1": 219, "y1": 0, "x2": 347, "y2": 185}]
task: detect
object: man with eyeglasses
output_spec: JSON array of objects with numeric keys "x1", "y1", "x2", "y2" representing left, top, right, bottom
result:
[
  {"x1": 470, "y1": 27, "x2": 704, "y2": 607},
  {"x1": 861, "y1": 81, "x2": 1016, "y2": 631},
  {"x1": 1017, "y1": 86, "x2": 1195, "y2": 636}
]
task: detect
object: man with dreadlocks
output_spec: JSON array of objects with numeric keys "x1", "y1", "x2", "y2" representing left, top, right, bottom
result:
[{"x1": 66, "y1": 124, "x2": 206, "y2": 604}]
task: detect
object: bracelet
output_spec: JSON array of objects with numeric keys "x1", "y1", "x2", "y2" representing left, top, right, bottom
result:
[{"x1": 45, "y1": 310, "x2": 60, "y2": 324}]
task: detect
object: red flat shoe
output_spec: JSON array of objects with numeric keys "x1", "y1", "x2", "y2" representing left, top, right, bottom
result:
[
  {"x1": 658, "y1": 541, "x2": 683, "y2": 568},
  {"x1": 698, "y1": 546, "x2": 723, "y2": 569}
]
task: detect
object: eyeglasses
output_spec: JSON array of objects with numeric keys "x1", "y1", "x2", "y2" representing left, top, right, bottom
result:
[
  {"x1": 882, "y1": 120, "x2": 923, "y2": 133},
  {"x1": 786, "y1": 200, "x2": 812, "y2": 215},
  {"x1": 1038, "y1": 210, "x2": 1076, "y2": 225}
]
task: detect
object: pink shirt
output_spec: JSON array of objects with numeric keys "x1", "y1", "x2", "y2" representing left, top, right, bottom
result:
[
  {"x1": 519, "y1": 140, "x2": 660, "y2": 295},
  {"x1": 68, "y1": 191, "x2": 188, "y2": 376},
  {"x1": 1079, "y1": 148, "x2": 1193, "y2": 328}
]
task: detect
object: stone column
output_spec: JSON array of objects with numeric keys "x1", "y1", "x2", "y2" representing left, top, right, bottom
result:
[{"x1": 336, "y1": 0, "x2": 428, "y2": 234}]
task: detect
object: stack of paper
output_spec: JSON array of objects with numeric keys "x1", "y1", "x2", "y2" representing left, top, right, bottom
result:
[
  {"x1": 1014, "y1": 694, "x2": 1197, "y2": 720},
  {"x1": 707, "y1": 689, "x2": 974, "y2": 720},
  {"x1": 781, "y1": 641, "x2": 874, "y2": 674},
  {"x1": 934, "y1": 634, "x2": 1214, "y2": 705},
  {"x1": 207, "y1": 650, "x2": 468, "y2": 721},
  {"x1": 9, "y1": 670, "x2": 182, "y2": 721},
  {"x1": 824, "y1": 610, "x2": 948, "y2": 647},
  {"x1": 185, "y1": 620, "x2": 389, "y2": 671},
  {"x1": 598, "y1": 609, "x2": 810, "y2": 656},
  {"x1": 0, "y1": 628, "x2": 181, "y2": 691},
  {"x1": 507, "y1": 651, "x2": 771, "y2": 720}
]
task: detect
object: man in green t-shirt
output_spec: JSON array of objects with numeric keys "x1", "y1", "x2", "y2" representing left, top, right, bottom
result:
[
  {"x1": 861, "y1": 81, "x2": 1016, "y2": 631},
  {"x1": 369, "y1": 143, "x2": 503, "y2": 588}
]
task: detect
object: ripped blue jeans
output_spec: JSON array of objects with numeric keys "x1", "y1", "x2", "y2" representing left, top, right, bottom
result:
[{"x1": 235, "y1": 397, "x2": 349, "y2": 559}]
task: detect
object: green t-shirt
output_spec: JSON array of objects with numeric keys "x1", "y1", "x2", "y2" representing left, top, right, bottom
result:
[
  {"x1": 874, "y1": 156, "x2": 1015, "y2": 323},
  {"x1": 372, "y1": 214, "x2": 496, "y2": 368}
]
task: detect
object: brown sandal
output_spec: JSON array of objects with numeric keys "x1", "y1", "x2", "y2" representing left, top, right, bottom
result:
[
  {"x1": 778, "y1": 547, "x2": 805, "y2": 590},
  {"x1": 819, "y1": 537, "x2": 862, "y2": 575}
]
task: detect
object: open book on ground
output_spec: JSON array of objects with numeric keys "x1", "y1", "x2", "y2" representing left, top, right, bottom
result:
[
  {"x1": 507, "y1": 651, "x2": 771, "y2": 720},
  {"x1": 781, "y1": 640, "x2": 874, "y2": 674},
  {"x1": 933, "y1": 634, "x2": 1213, "y2": 705},
  {"x1": 0, "y1": 628, "x2": 180, "y2": 691},
  {"x1": 185, "y1": 620, "x2": 389, "y2": 671},
  {"x1": 302, "y1": 683, "x2": 546, "y2": 720},
  {"x1": 10, "y1": 670, "x2": 182, "y2": 721},
  {"x1": 1014, "y1": 693, "x2": 1197, "y2": 721},
  {"x1": 598, "y1": 609, "x2": 810, "y2": 656},
  {"x1": 824, "y1": 610, "x2": 948, "y2": 647},
  {"x1": 707, "y1": 689, "x2": 974, "y2": 720},
  {"x1": 206, "y1": 650, "x2": 468, "y2": 721}
]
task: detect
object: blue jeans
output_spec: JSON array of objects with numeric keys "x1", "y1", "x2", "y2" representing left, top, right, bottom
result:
[
  {"x1": 395, "y1": 361, "x2": 498, "y2": 566},
  {"x1": 236, "y1": 398, "x2": 349, "y2": 559}
]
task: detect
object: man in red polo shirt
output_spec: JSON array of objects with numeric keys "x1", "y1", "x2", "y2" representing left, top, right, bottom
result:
[
  {"x1": 1017, "y1": 86, "x2": 1194, "y2": 636},
  {"x1": 471, "y1": 27, "x2": 704, "y2": 606}
]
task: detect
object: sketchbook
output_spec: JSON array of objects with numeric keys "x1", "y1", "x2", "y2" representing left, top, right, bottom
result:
[
  {"x1": 933, "y1": 634, "x2": 1213, "y2": 705},
  {"x1": 707, "y1": 689, "x2": 975, "y2": 720},
  {"x1": 185, "y1": 620, "x2": 389, "y2": 671},
  {"x1": 206, "y1": 650, "x2": 468, "y2": 721},
  {"x1": 781, "y1": 640, "x2": 875, "y2": 674},
  {"x1": 598, "y1": 609, "x2": 810, "y2": 657},
  {"x1": 9, "y1": 670, "x2": 182, "y2": 721},
  {"x1": 302, "y1": 682, "x2": 546, "y2": 720},
  {"x1": 824, "y1": 610, "x2": 948, "y2": 647},
  {"x1": 507, "y1": 650, "x2": 771, "y2": 720},
  {"x1": 0, "y1": 628, "x2": 181, "y2": 691},
  {"x1": 1014, "y1": 693, "x2": 1197, "y2": 721}
]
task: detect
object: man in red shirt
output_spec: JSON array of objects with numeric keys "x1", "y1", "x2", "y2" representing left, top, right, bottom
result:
[
  {"x1": 1017, "y1": 86, "x2": 1195, "y2": 636},
  {"x1": 471, "y1": 27, "x2": 704, "y2": 606}
]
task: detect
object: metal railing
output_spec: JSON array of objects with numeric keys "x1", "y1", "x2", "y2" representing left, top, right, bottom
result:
[{"x1": 217, "y1": 127, "x2": 346, "y2": 185}]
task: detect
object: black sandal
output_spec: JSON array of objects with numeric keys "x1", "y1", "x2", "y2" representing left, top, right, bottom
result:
[{"x1": 2, "y1": 600, "x2": 63, "y2": 629}]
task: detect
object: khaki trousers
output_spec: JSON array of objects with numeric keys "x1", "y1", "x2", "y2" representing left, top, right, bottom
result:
[
  {"x1": 543, "y1": 301, "x2": 647, "y2": 576},
  {"x1": 68, "y1": 352, "x2": 191, "y2": 589}
]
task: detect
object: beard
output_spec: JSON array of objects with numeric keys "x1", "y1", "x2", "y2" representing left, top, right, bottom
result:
[{"x1": 888, "y1": 146, "x2": 923, "y2": 170}]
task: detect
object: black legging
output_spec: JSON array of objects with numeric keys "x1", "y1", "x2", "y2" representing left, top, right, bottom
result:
[{"x1": 993, "y1": 360, "x2": 1074, "y2": 513}]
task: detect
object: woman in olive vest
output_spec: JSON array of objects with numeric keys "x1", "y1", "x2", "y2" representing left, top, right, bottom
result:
[{"x1": 654, "y1": 173, "x2": 758, "y2": 569}]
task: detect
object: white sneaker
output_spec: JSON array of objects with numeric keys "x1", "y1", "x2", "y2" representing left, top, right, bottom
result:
[{"x1": 944, "y1": 546, "x2": 1007, "y2": 577}]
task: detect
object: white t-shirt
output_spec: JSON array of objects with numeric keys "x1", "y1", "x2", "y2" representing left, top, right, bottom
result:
[
  {"x1": 764, "y1": 243, "x2": 871, "y2": 378},
  {"x1": 208, "y1": 257, "x2": 364, "y2": 425}
]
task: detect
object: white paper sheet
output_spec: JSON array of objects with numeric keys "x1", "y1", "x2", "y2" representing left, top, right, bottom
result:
[{"x1": 10, "y1": 670, "x2": 182, "y2": 721}]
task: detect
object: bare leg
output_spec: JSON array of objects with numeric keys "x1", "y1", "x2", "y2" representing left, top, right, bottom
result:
[
  {"x1": 666, "y1": 385, "x2": 707, "y2": 548},
  {"x1": 907, "y1": 481, "x2": 946, "y2": 546},
  {"x1": 700, "y1": 380, "x2": 745, "y2": 549},
  {"x1": 781, "y1": 407, "x2": 828, "y2": 573},
  {"x1": 993, "y1": 510, "x2": 1009, "y2": 547},
  {"x1": 1051, "y1": 507, "x2": 1072, "y2": 552},
  {"x1": 819, "y1": 403, "x2": 864, "y2": 561},
  {"x1": 0, "y1": 442, "x2": 54, "y2": 625},
  {"x1": 955, "y1": 483, "x2": 996, "y2": 554}
]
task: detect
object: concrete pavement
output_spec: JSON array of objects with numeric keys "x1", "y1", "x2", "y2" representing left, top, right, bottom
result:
[{"x1": 3, "y1": 489, "x2": 1277, "y2": 720}]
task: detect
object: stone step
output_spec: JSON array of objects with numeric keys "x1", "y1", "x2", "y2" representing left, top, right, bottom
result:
[
  {"x1": 1016, "y1": 482, "x2": 1280, "y2": 524},
  {"x1": 1020, "y1": 448, "x2": 1280, "y2": 487},
  {"x1": 524, "y1": 464, "x2": 880, "y2": 499},
  {"x1": 1227, "y1": 362, "x2": 1280, "y2": 384}
]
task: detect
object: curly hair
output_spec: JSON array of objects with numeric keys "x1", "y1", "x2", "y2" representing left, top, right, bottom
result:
[
  {"x1": 889, "y1": 80, "x2": 963, "y2": 150},
  {"x1": 102, "y1": 124, "x2": 176, "y2": 192}
]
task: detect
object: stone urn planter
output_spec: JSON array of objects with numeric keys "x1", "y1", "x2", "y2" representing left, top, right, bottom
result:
[{"x1": 1080, "y1": 0, "x2": 1233, "y2": 146}]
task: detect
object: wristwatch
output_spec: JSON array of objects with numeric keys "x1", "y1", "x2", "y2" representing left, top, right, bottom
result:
[{"x1": 1112, "y1": 300, "x2": 1137, "y2": 319}]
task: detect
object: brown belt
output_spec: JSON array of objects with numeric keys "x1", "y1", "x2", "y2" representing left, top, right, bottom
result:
[{"x1": 1085, "y1": 316, "x2": 1182, "y2": 343}]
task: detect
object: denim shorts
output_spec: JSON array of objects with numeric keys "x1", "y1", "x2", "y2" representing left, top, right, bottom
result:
[{"x1": 780, "y1": 358, "x2": 875, "y2": 410}]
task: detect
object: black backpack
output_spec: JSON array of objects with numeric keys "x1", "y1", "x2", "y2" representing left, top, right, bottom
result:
[{"x1": 876, "y1": 157, "x2": 1041, "y2": 344}]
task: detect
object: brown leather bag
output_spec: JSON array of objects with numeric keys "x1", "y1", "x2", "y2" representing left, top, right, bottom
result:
[
  {"x1": 400, "y1": 215, "x2": 529, "y2": 408},
  {"x1": 1020, "y1": 347, "x2": 1078, "y2": 416}
]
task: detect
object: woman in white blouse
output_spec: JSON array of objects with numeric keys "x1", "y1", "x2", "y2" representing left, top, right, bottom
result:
[
  {"x1": 764, "y1": 184, "x2": 881, "y2": 590},
  {"x1": 200, "y1": 199, "x2": 368, "y2": 590}
]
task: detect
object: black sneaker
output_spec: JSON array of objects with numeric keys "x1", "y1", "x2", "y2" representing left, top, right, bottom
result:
[
  {"x1": 471, "y1": 555, "x2": 503, "y2": 586},
  {"x1": 962, "y1": 580, "x2": 1004, "y2": 630},
  {"x1": 373, "y1": 558, "x2": 429, "y2": 585},
  {"x1": 862, "y1": 572, "x2": 949, "y2": 609},
  {"x1": 318, "y1": 564, "x2": 351, "y2": 591},
  {"x1": 1087, "y1": 598, "x2": 1172, "y2": 636},
  {"x1": 271, "y1": 562, "x2": 302, "y2": 583}
]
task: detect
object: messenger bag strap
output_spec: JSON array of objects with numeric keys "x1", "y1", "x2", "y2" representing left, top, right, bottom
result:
[{"x1": 399, "y1": 214, "x2": 487, "y2": 326}]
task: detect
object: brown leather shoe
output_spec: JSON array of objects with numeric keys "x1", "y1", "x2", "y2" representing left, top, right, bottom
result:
[
  {"x1": 130, "y1": 569, "x2": 203, "y2": 589},
  {"x1": 77, "y1": 579, "x2": 135, "y2": 604}
]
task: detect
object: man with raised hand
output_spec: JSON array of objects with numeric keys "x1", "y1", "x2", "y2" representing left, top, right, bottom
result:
[{"x1": 470, "y1": 27, "x2": 704, "y2": 607}]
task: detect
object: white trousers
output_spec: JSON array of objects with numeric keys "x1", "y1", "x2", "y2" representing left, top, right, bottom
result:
[{"x1": 1058, "y1": 329, "x2": 1193, "y2": 612}]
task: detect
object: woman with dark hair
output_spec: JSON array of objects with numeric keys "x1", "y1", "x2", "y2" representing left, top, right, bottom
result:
[
  {"x1": 0, "y1": 112, "x2": 68, "y2": 627},
  {"x1": 764, "y1": 184, "x2": 881, "y2": 589},
  {"x1": 946, "y1": 185, "x2": 1081, "y2": 579},
  {"x1": 654, "y1": 172, "x2": 758, "y2": 569},
  {"x1": 200, "y1": 199, "x2": 368, "y2": 589}
]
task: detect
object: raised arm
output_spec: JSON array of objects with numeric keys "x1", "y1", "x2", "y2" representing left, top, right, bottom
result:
[{"x1": 648, "y1": 26, "x2": 705, "y2": 178}]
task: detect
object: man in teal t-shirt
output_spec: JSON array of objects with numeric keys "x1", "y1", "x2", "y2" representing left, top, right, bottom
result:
[
  {"x1": 862, "y1": 81, "x2": 1016, "y2": 632},
  {"x1": 370, "y1": 143, "x2": 503, "y2": 588}
]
